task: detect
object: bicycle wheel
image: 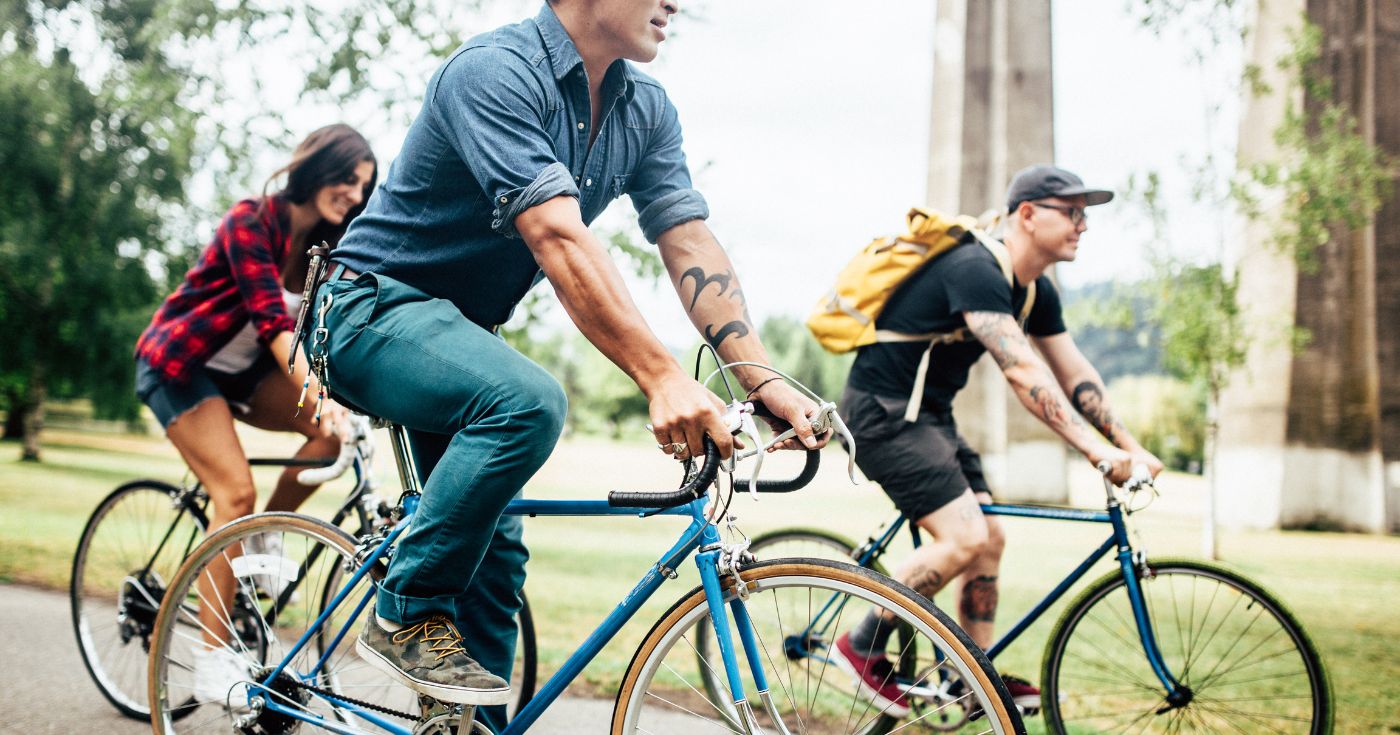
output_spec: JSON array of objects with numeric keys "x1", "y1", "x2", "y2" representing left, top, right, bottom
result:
[
  {"x1": 509, "y1": 590, "x2": 538, "y2": 719},
  {"x1": 150, "y1": 513, "x2": 419, "y2": 734},
  {"x1": 70, "y1": 479, "x2": 207, "y2": 720},
  {"x1": 614, "y1": 559, "x2": 1023, "y2": 735},
  {"x1": 748, "y1": 527, "x2": 891, "y2": 575},
  {"x1": 1041, "y1": 558, "x2": 1331, "y2": 734}
]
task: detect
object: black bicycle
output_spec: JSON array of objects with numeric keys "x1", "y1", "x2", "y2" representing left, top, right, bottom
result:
[
  {"x1": 68, "y1": 414, "x2": 538, "y2": 722},
  {"x1": 713, "y1": 467, "x2": 1331, "y2": 734}
]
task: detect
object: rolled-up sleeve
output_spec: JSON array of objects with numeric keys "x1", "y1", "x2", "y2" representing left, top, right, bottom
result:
[
  {"x1": 431, "y1": 47, "x2": 580, "y2": 239},
  {"x1": 220, "y1": 204, "x2": 295, "y2": 344},
  {"x1": 629, "y1": 92, "x2": 708, "y2": 243}
]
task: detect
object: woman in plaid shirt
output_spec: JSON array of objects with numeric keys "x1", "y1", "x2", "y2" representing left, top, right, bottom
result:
[{"x1": 133, "y1": 124, "x2": 376, "y2": 700}]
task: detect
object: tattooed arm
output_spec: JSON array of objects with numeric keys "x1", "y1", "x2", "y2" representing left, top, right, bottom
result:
[
  {"x1": 963, "y1": 311, "x2": 1133, "y2": 480},
  {"x1": 518, "y1": 197, "x2": 737, "y2": 459},
  {"x1": 657, "y1": 219, "x2": 826, "y2": 451},
  {"x1": 1035, "y1": 332, "x2": 1165, "y2": 476}
]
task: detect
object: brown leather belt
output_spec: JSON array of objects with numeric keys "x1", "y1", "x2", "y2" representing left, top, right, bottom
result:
[{"x1": 330, "y1": 263, "x2": 360, "y2": 282}]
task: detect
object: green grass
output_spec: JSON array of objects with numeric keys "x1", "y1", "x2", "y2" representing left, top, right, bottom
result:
[{"x1": 2, "y1": 427, "x2": 1397, "y2": 732}]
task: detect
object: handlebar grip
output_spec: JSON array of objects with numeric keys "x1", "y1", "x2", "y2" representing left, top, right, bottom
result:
[
  {"x1": 608, "y1": 439, "x2": 722, "y2": 509},
  {"x1": 753, "y1": 448, "x2": 821, "y2": 493}
]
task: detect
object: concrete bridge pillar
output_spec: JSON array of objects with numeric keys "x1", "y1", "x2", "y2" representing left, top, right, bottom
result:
[
  {"x1": 925, "y1": 0, "x2": 1068, "y2": 502},
  {"x1": 1217, "y1": 0, "x2": 1398, "y2": 532}
]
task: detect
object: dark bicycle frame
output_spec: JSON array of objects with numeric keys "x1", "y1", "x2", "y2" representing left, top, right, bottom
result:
[
  {"x1": 133, "y1": 454, "x2": 370, "y2": 624},
  {"x1": 840, "y1": 490, "x2": 1187, "y2": 701}
]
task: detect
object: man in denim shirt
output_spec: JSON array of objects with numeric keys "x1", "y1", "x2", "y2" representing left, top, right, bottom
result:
[{"x1": 322, "y1": 1, "x2": 827, "y2": 726}]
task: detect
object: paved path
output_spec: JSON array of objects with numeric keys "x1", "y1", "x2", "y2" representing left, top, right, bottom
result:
[{"x1": 0, "y1": 584, "x2": 693, "y2": 734}]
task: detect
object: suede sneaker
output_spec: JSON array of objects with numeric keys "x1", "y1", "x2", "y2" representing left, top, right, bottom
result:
[
  {"x1": 356, "y1": 615, "x2": 510, "y2": 705},
  {"x1": 830, "y1": 632, "x2": 911, "y2": 718},
  {"x1": 1002, "y1": 674, "x2": 1041, "y2": 715}
]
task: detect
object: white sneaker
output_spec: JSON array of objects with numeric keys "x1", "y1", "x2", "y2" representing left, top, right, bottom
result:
[
  {"x1": 243, "y1": 532, "x2": 298, "y2": 602},
  {"x1": 193, "y1": 646, "x2": 250, "y2": 705}
]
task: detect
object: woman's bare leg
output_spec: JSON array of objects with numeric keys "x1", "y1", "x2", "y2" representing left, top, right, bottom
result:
[
  {"x1": 241, "y1": 372, "x2": 339, "y2": 513},
  {"x1": 165, "y1": 398, "x2": 257, "y2": 648}
]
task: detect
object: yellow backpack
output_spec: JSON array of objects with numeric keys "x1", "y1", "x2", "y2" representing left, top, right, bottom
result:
[{"x1": 806, "y1": 207, "x2": 1035, "y2": 421}]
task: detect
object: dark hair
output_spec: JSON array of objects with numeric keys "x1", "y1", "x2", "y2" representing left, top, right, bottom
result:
[{"x1": 263, "y1": 123, "x2": 378, "y2": 248}]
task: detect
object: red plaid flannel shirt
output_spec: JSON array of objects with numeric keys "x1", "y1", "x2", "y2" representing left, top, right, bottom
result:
[{"x1": 135, "y1": 196, "x2": 298, "y2": 383}]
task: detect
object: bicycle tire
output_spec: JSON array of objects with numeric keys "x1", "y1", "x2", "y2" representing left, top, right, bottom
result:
[
  {"x1": 613, "y1": 558, "x2": 1024, "y2": 735},
  {"x1": 1041, "y1": 557, "x2": 1332, "y2": 734},
  {"x1": 749, "y1": 527, "x2": 891, "y2": 575},
  {"x1": 695, "y1": 528, "x2": 893, "y2": 712},
  {"x1": 150, "y1": 512, "x2": 419, "y2": 734},
  {"x1": 70, "y1": 479, "x2": 206, "y2": 721},
  {"x1": 510, "y1": 590, "x2": 538, "y2": 719}
]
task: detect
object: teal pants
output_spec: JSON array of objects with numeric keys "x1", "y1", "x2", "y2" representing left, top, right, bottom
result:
[{"x1": 318, "y1": 271, "x2": 566, "y2": 732}]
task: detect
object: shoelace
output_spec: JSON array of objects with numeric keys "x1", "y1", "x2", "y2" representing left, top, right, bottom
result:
[{"x1": 391, "y1": 616, "x2": 469, "y2": 661}]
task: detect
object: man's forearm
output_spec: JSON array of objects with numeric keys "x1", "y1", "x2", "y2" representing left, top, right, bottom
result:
[
  {"x1": 658, "y1": 221, "x2": 772, "y2": 390},
  {"x1": 521, "y1": 206, "x2": 681, "y2": 395},
  {"x1": 966, "y1": 312, "x2": 1105, "y2": 456},
  {"x1": 1067, "y1": 377, "x2": 1144, "y2": 452}
]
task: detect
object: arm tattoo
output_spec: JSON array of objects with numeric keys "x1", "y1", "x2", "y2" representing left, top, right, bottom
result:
[
  {"x1": 1029, "y1": 385, "x2": 1089, "y2": 432},
  {"x1": 964, "y1": 312, "x2": 1027, "y2": 370},
  {"x1": 704, "y1": 321, "x2": 750, "y2": 349},
  {"x1": 1071, "y1": 381, "x2": 1126, "y2": 444},
  {"x1": 683, "y1": 266, "x2": 753, "y2": 348},
  {"x1": 680, "y1": 267, "x2": 733, "y2": 312},
  {"x1": 959, "y1": 575, "x2": 999, "y2": 623}
]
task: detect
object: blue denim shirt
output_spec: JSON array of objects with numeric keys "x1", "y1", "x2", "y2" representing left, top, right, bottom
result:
[{"x1": 334, "y1": 4, "x2": 709, "y2": 327}]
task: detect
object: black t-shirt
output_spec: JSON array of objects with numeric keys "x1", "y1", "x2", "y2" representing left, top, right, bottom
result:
[{"x1": 846, "y1": 242, "x2": 1066, "y2": 413}]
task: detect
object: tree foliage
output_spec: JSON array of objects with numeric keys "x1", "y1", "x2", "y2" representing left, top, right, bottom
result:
[
  {"x1": 0, "y1": 2, "x2": 208, "y2": 456},
  {"x1": 1233, "y1": 19, "x2": 1392, "y2": 270}
]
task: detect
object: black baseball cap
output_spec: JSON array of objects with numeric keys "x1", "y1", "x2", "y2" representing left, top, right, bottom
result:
[{"x1": 1006, "y1": 164, "x2": 1114, "y2": 213}]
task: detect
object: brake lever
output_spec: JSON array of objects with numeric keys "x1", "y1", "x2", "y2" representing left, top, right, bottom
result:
[{"x1": 729, "y1": 401, "x2": 862, "y2": 491}]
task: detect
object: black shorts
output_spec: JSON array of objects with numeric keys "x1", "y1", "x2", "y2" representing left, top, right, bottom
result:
[{"x1": 840, "y1": 385, "x2": 990, "y2": 521}]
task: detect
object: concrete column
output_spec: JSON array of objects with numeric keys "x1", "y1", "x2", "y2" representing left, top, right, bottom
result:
[
  {"x1": 1217, "y1": 0, "x2": 1395, "y2": 532},
  {"x1": 926, "y1": 0, "x2": 1067, "y2": 501}
]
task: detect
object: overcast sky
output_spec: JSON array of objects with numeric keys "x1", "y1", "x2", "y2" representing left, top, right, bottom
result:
[{"x1": 237, "y1": 0, "x2": 1246, "y2": 348}]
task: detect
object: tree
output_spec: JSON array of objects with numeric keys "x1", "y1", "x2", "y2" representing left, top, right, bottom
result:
[
  {"x1": 1128, "y1": 4, "x2": 1389, "y2": 554},
  {"x1": 0, "y1": 21, "x2": 194, "y2": 458}
]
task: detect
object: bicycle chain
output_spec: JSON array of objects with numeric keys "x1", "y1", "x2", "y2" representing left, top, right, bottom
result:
[{"x1": 278, "y1": 677, "x2": 420, "y2": 722}]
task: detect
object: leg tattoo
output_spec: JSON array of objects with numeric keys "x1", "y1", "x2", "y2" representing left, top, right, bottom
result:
[
  {"x1": 908, "y1": 568, "x2": 945, "y2": 599},
  {"x1": 959, "y1": 575, "x2": 999, "y2": 623}
]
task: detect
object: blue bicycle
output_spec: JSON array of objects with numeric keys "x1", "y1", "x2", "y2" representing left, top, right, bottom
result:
[
  {"x1": 721, "y1": 469, "x2": 1332, "y2": 734},
  {"x1": 145, "y1": 394, "x2": 1027, "y2": 734}
]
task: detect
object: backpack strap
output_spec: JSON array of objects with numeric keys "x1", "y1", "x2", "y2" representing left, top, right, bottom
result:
[{"x1": 885, "y1": 232, "x2": 1038, "y2": 423}]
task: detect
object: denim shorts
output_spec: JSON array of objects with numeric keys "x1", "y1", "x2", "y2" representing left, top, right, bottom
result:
[{"x1": 135, "y1": 353, "x2": 278, "y2": 429}]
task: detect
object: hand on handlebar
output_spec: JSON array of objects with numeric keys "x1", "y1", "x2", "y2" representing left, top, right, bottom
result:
[
  {"x1": 748, "y1": 380, "x2": 831, "y2": 452},
  {"x1": 1130, "y1": 448, "x2": 1166, "y2": 480},
  {"x1": 1088, "y1": 444, "x2": 1134, "y2": 485},
  {"x1": 318, "y1": 399, "x2": 349, "y2": 438},
  {"x1": 646, "y1": 372, "x2": 733, "y2": 461}
]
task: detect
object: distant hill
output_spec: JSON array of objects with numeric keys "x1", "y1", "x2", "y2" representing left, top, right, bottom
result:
[{"x1": 1059, "y1": 281, "x2": 1164, "y2": 382}]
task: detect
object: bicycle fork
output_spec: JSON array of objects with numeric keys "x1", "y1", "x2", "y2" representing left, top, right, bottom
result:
[{"x1": 695, "y1": 526, "x2": 791, "y2": 735}]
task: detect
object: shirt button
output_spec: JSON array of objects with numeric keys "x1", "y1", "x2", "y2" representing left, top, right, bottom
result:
[
  {"x1": 499, "y1": 196, "x2": 508, "y2": 204},
  {"x1": 585, "y1": 178, "x2": 593, "y2": 187},
  {"x1": 577, "y1": 122, "x2": 585, "y2": 130}
]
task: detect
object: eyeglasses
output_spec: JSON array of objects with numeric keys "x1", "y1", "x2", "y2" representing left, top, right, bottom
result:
[{"x1": 1031, "y1": 202, "x2": 1087, "y2": 226}]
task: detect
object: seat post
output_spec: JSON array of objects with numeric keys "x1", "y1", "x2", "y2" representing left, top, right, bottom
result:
[{"x1": 386, "y1": 423, "x2": 424, "y2": 496}]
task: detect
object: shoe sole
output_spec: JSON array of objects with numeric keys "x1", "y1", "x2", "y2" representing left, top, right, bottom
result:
[
  {"x1": 354, "y1": 636, "x2": 512, "y2": 706},
  {"x1": 828, "y1": 645, "x2": 912, "y2": 719}
]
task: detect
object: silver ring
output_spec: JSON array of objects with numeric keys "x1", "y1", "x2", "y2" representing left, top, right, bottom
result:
[{"x1": 670, "y1": 442, "x2": 688, "y2": 454}]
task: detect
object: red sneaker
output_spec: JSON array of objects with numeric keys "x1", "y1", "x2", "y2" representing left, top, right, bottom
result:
[
  {"x1": 830, "y1": 632, "x2": 911, "y2": 718},
  {"x1": 1002, "y1": 674, "x2": 1041, "y2": 715}
]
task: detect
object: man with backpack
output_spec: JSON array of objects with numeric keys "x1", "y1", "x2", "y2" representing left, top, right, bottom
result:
[{"x1": 823, "y1": 164, "x2": 1165, "y2": 715}]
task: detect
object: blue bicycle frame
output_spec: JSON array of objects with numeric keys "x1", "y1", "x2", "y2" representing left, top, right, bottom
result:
[
  {"x1": 247, "y1": 491, "x2": 761, "y2": 735},
  {"x1": 847, "y1": 496, "x2": 1186, "y2": 698}
]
